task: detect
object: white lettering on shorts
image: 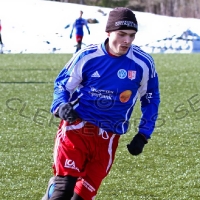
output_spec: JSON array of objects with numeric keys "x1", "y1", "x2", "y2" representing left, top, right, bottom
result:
[
  {"x1": 82, "y1": 179, "x2": 96, "y2": 192},
  {"x1": 64, "y1": 159, "x2": 80, "y2": 172}
]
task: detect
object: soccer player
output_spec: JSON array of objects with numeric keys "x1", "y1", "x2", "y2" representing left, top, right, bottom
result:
[
  {"x1": 42, "y1": 7, "x2": 160, "y2": 200},
  {"x1": 0, "y1": 19, "x2": 3, "y2": 53},
  {"x1": 0, "y1": 19, "x2": 2, "y2": 45},
  {"x1": 70, "y1": 10, "x2": 90, "y2": 53}
]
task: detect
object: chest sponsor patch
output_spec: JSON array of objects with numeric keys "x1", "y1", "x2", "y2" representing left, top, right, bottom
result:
[
  {"x1": 119, "y1": 90, "x2": 132, "y2": 103},
  {"x1": 117, "y1": 69, "x2": 127, "y2": 79},
  {"x1": 128, "y1": 70, "x2": 136, "y2": 80}
]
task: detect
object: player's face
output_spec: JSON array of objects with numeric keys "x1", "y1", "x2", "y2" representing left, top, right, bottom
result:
[
  {"x1": 80, "y1": 11, "x2": 83, "y2": 17},
  {"x1": 107, "y1": 30, "x2": 136, "y2": 56}
]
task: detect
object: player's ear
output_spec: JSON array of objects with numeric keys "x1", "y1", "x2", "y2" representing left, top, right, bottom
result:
[{"x1": 107, "y1": 32, "x2": 110, "y2": 37}]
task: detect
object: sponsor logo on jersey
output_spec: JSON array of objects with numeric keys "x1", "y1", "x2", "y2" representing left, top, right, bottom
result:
[
  {"x1": 145, "y1": 93, "x2": 153, "y2": 103},
  {"x1": 91, "y1": 71, "x2": 100, "y2": 77},
  {"x1": 117, "y1": 69, "x2": 127, "y2": 79},
  {"x1": 128, "y1": 70, "x2": 136, "y2": 80},
  {"x1": 146, "y1": 93, "x2": 153, "y2": 98},
  {"x1": 89, "y1": 87, "x2": 115, "y2": 109},
  {"x1": 64, "y1": 159, "x2": 80, "y2": 172},
  {"x1": 119, "y1": 90, "x2": 132, "y2": 103}
]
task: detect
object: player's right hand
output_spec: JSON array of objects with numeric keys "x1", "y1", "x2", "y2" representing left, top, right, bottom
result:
[{"x1": 56, "y1": 102, "x2": 79, "y2": 123}]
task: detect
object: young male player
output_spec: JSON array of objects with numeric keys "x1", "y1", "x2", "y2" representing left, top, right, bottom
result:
[{"x1": 42, "y1": 7, "x2": 160, "y2": 200}]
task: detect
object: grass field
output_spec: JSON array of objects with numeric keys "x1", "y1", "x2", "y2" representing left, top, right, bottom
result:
[{"x1": 0, "y1": 54, "x2": 199, "y2": 200}]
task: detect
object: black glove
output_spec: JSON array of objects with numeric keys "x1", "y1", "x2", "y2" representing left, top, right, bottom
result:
[
  {"x1": 127, "y1": 133, "x2": 148, "y2": 156},
  {"x1": 55, "y1": 103, "x2": 79, "y2": 123},
  {"x1": 88, "y1": 30, "x2": 90, "y2": 35}
]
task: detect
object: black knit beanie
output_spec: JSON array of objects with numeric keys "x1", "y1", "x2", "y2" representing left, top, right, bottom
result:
[{"x1": 105, "y1": 7, "x2": 138, "y2": 32}]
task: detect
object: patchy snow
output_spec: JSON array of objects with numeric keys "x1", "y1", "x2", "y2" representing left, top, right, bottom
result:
[{"x1": 0, "y1": 0, "x2": 200, "y2": 53}]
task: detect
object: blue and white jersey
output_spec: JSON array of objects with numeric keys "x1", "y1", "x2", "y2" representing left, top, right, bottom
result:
[
  {"x1": 51, "y1": 39, "x2": 160, "y2": 138},
  {"x1": 72, "y1": 18, "x2": 89, "y2": 36}
]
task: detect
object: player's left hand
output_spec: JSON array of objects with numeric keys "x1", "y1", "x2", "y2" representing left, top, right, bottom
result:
[
  {"x1": 88, "y1": 30, "x2": 90, "y2": 35},
  {"x1": 127, "y1": 133, "x2": 148, "y2": 156}
]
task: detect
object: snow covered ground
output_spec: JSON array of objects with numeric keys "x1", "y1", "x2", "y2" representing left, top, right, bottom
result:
[{"x1": 0, "y1": 0, "x2": 200, "y2": 54}]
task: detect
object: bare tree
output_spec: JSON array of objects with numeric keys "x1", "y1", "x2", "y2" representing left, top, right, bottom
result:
[{"x1": 47, "y1": 0, "x2": 200, "y2": 18}]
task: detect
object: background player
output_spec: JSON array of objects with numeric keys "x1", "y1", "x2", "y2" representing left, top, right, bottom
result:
[
  {"x1": 70, "y1": 10, "x2": 90, "y2": 53},
  {"x1": 0, "y1": 19, "x2": 3, "y2": 54}
]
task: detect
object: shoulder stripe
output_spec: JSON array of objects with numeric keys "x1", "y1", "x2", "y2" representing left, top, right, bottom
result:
[
  {"x1": 132, "y1": 45, "x2": 156, "y2": 78},
  {"x1": 65, "y1": 44, "x2": 99, "y2": 71}
]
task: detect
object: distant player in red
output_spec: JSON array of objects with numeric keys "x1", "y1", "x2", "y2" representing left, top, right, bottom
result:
[
  {"x1": 0, "y1": 19, "x2": 3, "y2": 54},
  {"x1": 70, "y1": 10, "x2": 90, "y2": 53},
  {"x1": 0, "y1": 19, "x2": 3, "y2": 45}
]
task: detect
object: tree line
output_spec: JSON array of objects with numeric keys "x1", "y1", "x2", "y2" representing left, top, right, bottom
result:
[{"x1": 48, "y1": 0, "x2": 200, "y2": 19}]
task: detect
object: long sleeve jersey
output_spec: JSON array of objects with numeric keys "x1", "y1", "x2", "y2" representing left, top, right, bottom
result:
[
  {"x1": 71, "y1": 18, "x2": 89, "y2": 36},
  {"x1": 51, "y1": 39, "x2": 160, "y2": 139}
]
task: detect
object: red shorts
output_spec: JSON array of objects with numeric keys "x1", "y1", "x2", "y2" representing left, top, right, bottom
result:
[
  {"x1": 53, "y1": 119, "x2": 120, "y2": 200},
  {"x1": 76, "y1": 35, "x2": 83, "y2": 43}
]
